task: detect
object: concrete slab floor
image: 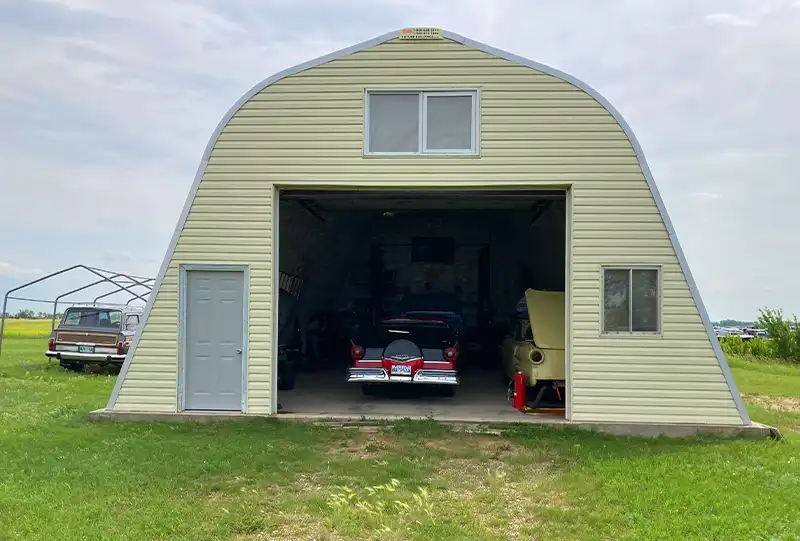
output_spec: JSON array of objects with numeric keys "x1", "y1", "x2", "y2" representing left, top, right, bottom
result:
[{"x1": 277, "y1": 368, "x2": 562, "y2": 423}]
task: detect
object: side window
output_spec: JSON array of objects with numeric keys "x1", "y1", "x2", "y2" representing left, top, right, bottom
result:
[
  {"x1": 602, "y1": 267, "x2": 660, "y2": 333},
  {"x1": 63, "y1": 311, "x2": 81, "y2": 325},
  {"x1": 125, "y1": 314, "x2": 140, "y2": 331}
]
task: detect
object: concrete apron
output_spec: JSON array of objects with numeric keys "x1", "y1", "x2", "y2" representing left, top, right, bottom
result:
[{"x1": 88, "y1": 409, "x2": 781, "y2": 440}]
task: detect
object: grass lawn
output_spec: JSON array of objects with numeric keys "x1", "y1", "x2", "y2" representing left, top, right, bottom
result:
[{"x1": 0, "y1": 320, "x2": 798, "y2": 540}]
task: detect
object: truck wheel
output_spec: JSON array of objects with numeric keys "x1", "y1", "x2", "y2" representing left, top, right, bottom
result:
[{"x1": 61, "y1": 361, "x2": 84, "y2": 373}]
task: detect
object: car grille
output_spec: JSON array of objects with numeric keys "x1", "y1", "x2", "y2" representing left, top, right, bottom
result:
[{"x1": 56, "y1": 332, "x2": 117, "y2": 345}]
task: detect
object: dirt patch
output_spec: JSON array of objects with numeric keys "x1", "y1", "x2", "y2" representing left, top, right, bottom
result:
[
  {"x1": 743, "y1": 394, "x2": 800, "y2": 412},
  {"x1": 327, "y1": 433, "x2": 402, "y2": 460},
  {"x1": 432, "y1": 454, "x2": 567, "y2": 540},
  {"x1": 423, "y1": 434, "x2": 530, "y2": 461}
]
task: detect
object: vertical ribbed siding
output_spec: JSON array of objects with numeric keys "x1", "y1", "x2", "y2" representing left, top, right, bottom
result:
[{"x1": 114, "y1": 36, "x2": 742, "y2": 423}]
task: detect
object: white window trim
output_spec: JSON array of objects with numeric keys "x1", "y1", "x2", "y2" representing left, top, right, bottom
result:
[
  {"x1": 364, "y1": 88, "x2": 480, "y2": 156},
  {"x1": 601, "y1": 266, "x2": 661, "y2": 335}
]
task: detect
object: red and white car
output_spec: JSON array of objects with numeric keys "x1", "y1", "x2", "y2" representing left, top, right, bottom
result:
[{"x1": 346, "y1": 317, "x2": 460, "y2": 396}]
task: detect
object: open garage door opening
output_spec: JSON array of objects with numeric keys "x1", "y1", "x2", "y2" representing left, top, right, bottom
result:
[{"x1": 275, "y1": 189, "x2": 568, "y2": 421}]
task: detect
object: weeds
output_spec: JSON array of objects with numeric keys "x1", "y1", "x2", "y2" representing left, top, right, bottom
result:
[
  {"x1": 720, "y1": 308, "x2": 800, "y2": 364},
  {"x1": 326, "y1": 478, "x2": 435, "y2": 535}
]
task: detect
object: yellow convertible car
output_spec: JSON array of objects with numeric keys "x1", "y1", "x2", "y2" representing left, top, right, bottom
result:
[{"x1": 500, "y1": 289, "x2": 566, "y2": 407}]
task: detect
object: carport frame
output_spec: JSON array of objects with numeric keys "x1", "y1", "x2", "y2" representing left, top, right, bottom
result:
[{"x1": 272, "y1": 184, "x2": 573, "y2": 419}]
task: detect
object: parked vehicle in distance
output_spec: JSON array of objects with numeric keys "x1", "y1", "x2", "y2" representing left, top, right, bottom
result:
[
  {"x1": 46, "y1": 304, "x2": 143, "y2": 372},
  {"x1": 500, "y1": 289, "x2": 566, "y2": 407},
  {"x1": 714, "y1": 326, "x2": 756, "y2": 340},
  {"x1": 347, "y1": 316, "x2": 460, "y2": 396}
]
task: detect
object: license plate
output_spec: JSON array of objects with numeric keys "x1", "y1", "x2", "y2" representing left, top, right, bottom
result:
[
  {"x1": 78, "y1": 345, "x2": 94, "y2": 353},
  {"x1": 390, "y1": 364, "x2": 411, "y2": 375}
]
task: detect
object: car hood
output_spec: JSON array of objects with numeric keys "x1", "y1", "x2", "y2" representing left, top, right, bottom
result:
[{"x1": 524, "y1": 289, "x2": 565, "y2": 350}]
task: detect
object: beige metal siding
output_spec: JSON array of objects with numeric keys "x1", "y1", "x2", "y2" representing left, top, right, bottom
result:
[
  {"x1": 114, "y1": 36, "x2": 742, "y2": 424},
  {"x1": 114, "y1": 191, "x2": 274, "y2": 413}
]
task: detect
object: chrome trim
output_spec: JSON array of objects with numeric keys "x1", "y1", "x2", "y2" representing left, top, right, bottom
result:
[
  {"x1": 347, "y1": 367, "x2": 389, "y2": 383},
  {"x1": 346, "y1": 367, "x2": 459, "y2": 385},
  {"x1": 414, "y1": 369, "x2": 459, "y2": 385},
  {"x1": 46, "y1": 351, "x2": 126, "y2": 362}
]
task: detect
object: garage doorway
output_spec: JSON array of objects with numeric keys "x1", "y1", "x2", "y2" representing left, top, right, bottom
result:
[
  {"x1": 181, "y1": 267, "x2": 247, "y2": 412},
  {"x1": 274, "y1": 189, "x2": 568, "y2": 421}
]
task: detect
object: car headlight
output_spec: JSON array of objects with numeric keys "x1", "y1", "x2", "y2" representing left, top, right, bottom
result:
[{"x1": 529, "y1": 349, "x2": 544, "y2": 364}]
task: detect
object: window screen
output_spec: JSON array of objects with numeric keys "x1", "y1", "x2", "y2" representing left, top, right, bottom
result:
[
  {"x1": 425, "y1": 95, "x2": 473, "y2": 151},
  {"x1": 365, "y1": 90, "x2": 477, "y2": 154},
  {"x1": 367, "y1": 93, "x2": 419, "y2": 153},
  {"x1": 603, "y1": 268, "x2": 659, "y2": 333}
]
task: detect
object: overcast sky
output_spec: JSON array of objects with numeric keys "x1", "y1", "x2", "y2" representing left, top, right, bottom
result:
[{"x1": 1, "y1": 0, "x2": 798, "y2": 320}]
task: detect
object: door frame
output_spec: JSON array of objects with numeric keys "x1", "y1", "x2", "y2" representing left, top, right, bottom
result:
[{"x1": 178, "y1": 264, "x2": 249, "y2": 413}]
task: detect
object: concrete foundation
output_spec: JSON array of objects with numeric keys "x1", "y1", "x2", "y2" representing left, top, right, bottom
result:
[{"x1": 89, "y1": 368, "x2": 779, "y2": 439}]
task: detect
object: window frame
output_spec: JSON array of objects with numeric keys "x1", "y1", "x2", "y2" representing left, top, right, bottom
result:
[
  {"x1": 601, "y1": 266, "x2": 661, "y2": 335},
  {"x1": 363, "y1": 88, "x2": 480, "y2": 156},
  {"x1": 124, "y1": 314, "x2": 140, "y2": 331}
]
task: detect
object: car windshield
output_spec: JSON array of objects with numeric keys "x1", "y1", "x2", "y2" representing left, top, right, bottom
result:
[
  {"x1": 61, "y1": 308, "x2": 122, "y2": 329},
  {"x1": 356, "y1": 321, "x2": 455, "y2": 350}
]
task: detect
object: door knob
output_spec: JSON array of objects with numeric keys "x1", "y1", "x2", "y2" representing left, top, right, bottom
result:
[{"x1": 236, "y1": 349, "x2": 242, "y2": 354}]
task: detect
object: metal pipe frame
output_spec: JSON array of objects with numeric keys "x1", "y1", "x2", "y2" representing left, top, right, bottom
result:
[{"x1": 0, "y1": 265, "x2": 154, "y2": 355}]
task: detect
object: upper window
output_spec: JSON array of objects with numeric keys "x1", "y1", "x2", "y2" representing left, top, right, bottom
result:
[
  {"x1": 602, "y1": 268, "x2": 660, "y2": 333},
  {"x1": 365, "y1": 90, "x2": 479, "y2": 155}
]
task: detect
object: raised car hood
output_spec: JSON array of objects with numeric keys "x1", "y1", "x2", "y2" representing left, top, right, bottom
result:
[{"x1": 524, "y1": 289, "x2": 565, "y2": 350}]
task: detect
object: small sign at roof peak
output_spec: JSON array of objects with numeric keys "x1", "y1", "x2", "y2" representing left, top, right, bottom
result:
[{"x1": 399, "y1": 27, "x2": 443, "y2": 40}]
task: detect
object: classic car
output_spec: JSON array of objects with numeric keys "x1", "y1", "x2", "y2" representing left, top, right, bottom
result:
[
  {"x1": 346, "y1": 316, "x2": 460, "y2": 396},
  {"x1": 46, "y1": 304, "x2": 143, "y2": 372},
  {"x1": 500, "y1": 289, "x2": 566, "y2": 407}
]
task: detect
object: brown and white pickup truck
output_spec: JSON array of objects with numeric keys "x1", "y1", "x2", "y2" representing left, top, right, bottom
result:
[{"x1": 46, "y1": 304, "x2": 143, "y2": 371}]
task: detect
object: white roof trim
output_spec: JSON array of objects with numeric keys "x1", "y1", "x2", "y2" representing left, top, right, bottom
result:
[{"x1": 107, "y1": 29, "x2": 750, "y2": 426}]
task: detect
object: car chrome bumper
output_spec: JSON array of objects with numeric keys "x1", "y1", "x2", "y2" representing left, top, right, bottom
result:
[
  {"x1": 46, "y1": 351, "x2": 126, "y2": 362},
  {"x1": 347, "y1": 368, "x2": 459, "y2": 385}
]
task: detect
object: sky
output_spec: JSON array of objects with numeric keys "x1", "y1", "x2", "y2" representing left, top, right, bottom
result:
[{"x1": 0, "y1": 0, "x2": 798, "y2": 320}]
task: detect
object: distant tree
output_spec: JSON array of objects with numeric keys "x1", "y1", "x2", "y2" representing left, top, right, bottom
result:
[
  {"x1": 36, "y1": 311, "x2": 50, "y2": 319},
  {"x1": 14, "y1": 309, "x2": 35, "y2": 319},
  {"x1": 716, "y1": 319, "x2": 753, "y2": 327}
]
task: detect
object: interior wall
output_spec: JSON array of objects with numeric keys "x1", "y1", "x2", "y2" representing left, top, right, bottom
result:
[{"x1": 279, "y1": 199, "x2": 566, "y2": 331}]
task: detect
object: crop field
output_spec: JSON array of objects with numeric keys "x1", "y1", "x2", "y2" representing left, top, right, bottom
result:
[{"x1": 0, "y1": 318, "x2": 798, "y2": 540}]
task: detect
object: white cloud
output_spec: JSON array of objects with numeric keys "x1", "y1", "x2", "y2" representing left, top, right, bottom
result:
[
  {"x1": 0, "y1": 263, "x2": 43, "y2": 277},
  {"x1": 704, "y1": 13, "x2": 756, "y2": 26}
]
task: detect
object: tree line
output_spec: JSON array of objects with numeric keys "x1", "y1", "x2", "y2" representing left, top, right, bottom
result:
[{"x1": 1, "y1": 310, "x2": 62, "y2": 319}]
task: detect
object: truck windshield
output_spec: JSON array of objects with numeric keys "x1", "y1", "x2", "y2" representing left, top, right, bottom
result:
[{"x1": 61, "y1": 308, "x2": 122, "y2": 329}]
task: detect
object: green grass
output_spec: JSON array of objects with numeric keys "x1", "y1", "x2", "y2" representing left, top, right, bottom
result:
[{"x1": 1, "y1": 322, "x2": 799, "y2": 540}]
